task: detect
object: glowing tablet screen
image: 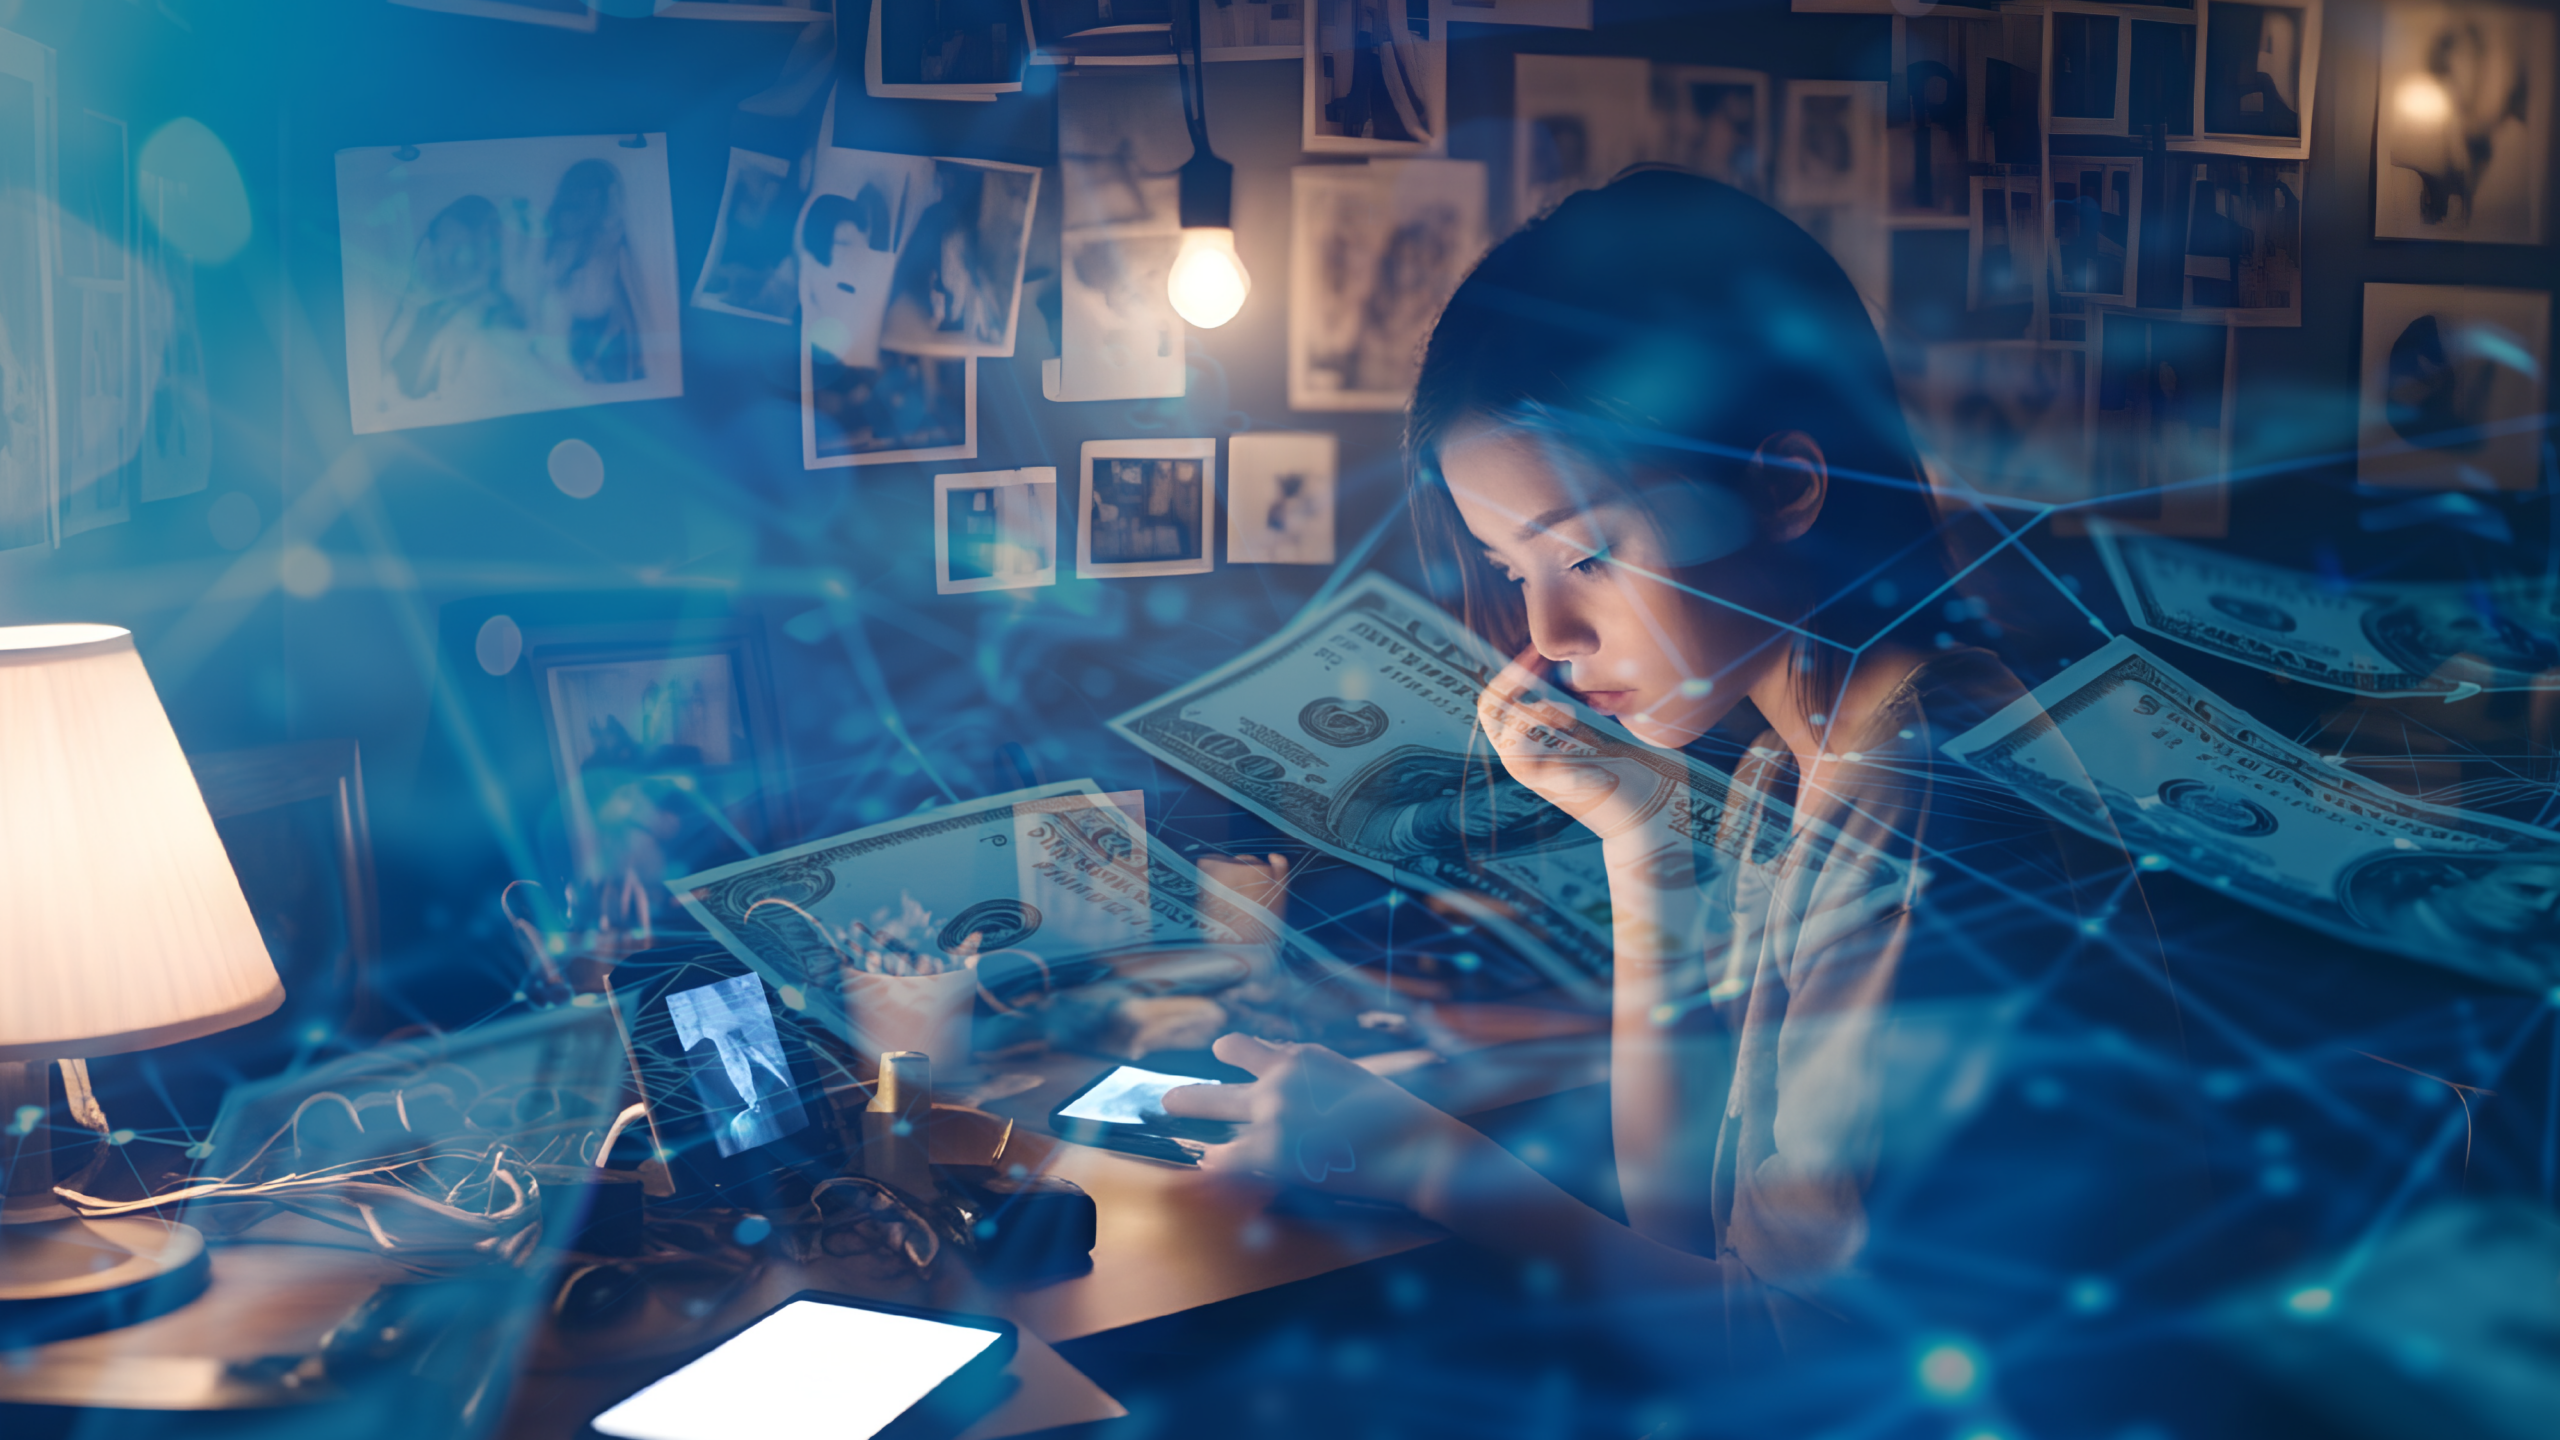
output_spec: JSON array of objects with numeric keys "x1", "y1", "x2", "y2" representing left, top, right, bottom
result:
[
  {"x1": 591, "y1": 1299, "x2": 1000, "y2": 1440},
  {"x1": 1056, "y1": 1065, "x2": 1215, "y2": 1126}
]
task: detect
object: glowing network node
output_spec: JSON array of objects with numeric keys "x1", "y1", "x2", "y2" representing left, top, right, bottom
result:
[
  {"x1": 548, "y1": 438, "x2": 605, "y2": 499},
  {"x1": 731, "y1": 1214, "x2": 772, "y2": 1246},
  {"x1": 1916, "y1": 1341, "x2": 1983, "y2": 1401},
  {"x1": 1680, "y1": 677, "x2": 1714, "y2": 697},
  {"x1": 2068, "y1": 1277, "x2": 2115, "y2": 1314},
  {"x1": 2284, "y1": 1286, "x2": 2334, "y2": 1318}
]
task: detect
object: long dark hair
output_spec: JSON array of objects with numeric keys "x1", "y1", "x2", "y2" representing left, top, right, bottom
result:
[{"x1": 1408, "y1": 169, "x2": 1947, "y2": 721}]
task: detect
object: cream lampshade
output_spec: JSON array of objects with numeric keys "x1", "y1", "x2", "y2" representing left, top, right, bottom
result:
[{"x1": 0, "y1": 623, "x2": 284, "y2": 1343}]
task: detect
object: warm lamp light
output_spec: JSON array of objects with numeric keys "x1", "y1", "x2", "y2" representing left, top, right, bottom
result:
[
  {"x1": 2394, "y1": 75, "x2": 2451, "y2": 125},
  {"x1": 0, "y1": 623, "x2": 283, "y2": 1343},
  {"x1": 1168, "y1": 0, "x2": 1251, "y2": 331},
  {"x1": 1169, "y1": 226, "x2": 1251, "y2": 329}
]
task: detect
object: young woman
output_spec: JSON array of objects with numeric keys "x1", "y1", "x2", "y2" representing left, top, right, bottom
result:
[{"x1": 1165, "y1": 171, "x2": 2189, "y2": 1347}]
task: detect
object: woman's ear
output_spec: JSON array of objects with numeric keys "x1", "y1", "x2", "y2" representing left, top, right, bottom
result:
[{"x1": 1750, "y1": 431, "x2": 1828, "y2": 544}]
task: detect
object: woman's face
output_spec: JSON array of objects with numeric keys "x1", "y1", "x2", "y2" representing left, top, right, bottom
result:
[{"x1": 1441, "y1": 423, "x2": 1778, "y2": 750}]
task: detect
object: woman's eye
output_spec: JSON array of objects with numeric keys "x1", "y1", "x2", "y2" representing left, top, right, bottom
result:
[{"x1": 1569, "y1": 547, "x2": 1611, "y2": 576}]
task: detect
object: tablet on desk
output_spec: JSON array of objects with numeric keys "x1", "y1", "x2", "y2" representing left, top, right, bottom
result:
[
  {"x1": 610, "y1": 948, "x2": 845, "y2": 1205},
  {"x1": 585, "y1": 1291, "x2": 1016, "y2": 1440},
  {"x1": 1048, "y1": 1063, "x2": 1237, "y2": 1164}
]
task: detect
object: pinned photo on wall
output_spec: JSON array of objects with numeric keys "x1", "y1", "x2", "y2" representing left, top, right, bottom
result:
[
  {"x1": 2049, "y1": 154, "x2": 2142, "y2": 304},
  {"x1": 1917, "y1": 342, "x2": 2090, "y2": 511},
  {"x1": 389, "y1": 0, "x2": 599, "y2": 29},
  {"x1": 2375, "y1": 2, "x2": 2552, "y2": 245},
  {"x1": 2357, "y1": 283, "x2": 2551, "y2": 490},
  {"x1": 0, "y1": 26, "x2": 55, "y2": 554},
  {"x1": 2193, "y1": 0, "x2": 2320, "y2": 158},
  {"x1": 1654, "y1": 66, "x2": 1767, "y2": 196},
  {"x1": 1050, "y1": 66, "x2": 1186, "y2": 401},
  {"x1": 1779, "y1": 79, "x2": 1885, "y2": 211},
  {"x1": 803, "y1": 349, "x2": 975, "y2": 469},
  {"x1": 1889, "y1": 15, "x2": 1984, "y2": 218},
  {"x1": 1968, "y1": 175, "x2": 2040, "y2": 312},
  {"x1": 1969, "y1": 10, "x2": 2044, "y2": 168},
  {"x1": 797, "y1": 146, "x2": 1038, "y2": 364},
  {"x1": 1203, "y1": 0, "x2": 1306, "y2": 59},
  {"x1": 1306, "y1": 0, "x2": 1447, "y2": 155},
  {"x1": 57, "y1": 108, "x2": 134, "y2": 540},
  {"x1": 692, "y1": 147, "x2": 802, "y2": 324},
  {"x1": 2045, "y1": 3, "x2": 2130, "y2": 135},
  {"x1": 868, "y1": 0, "x2": 1033, "y2": 100},
  {"x1": 2175, "y1": 154, "x2": 2301, "y2": 325},
  {"x1": 1227, "y1": 431, "x2": 1338, "y2": 564},
  {"x1": 1079, "y1": 438, "x2": 1216, "y2": 578},
  {"x1": 2127, "y1": 18, "x2": 2197, "y2": 135},
  {"x1": 936, "y1": 466, "x2": 1058, "y2": 594},
  {"x1": 2082, "y1": 309, "x2": 2232, "y2": 537},
  {"x1": 336, "y1": 133, "x2": 684, "y2": 434},
  {"x1": 1513, "y1": 53, "x2": 1653, "y2": 223},
  {"x1": 1289, "y1": 159, "x2": 1487, "y2": 411}
]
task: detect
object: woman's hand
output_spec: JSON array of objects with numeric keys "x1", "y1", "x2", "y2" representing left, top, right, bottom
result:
[
  {"x1": 1475, "y1": 650, "x2": 1672, "y2": 843},
  {"x1": 1158, "y1": 1034, "x2": 1483, "y2": 1210}
]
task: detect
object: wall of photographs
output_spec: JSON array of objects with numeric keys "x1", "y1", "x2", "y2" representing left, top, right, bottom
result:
[{"x1": 0, "y1": 0, "x2": 2551, "y2": 1014}]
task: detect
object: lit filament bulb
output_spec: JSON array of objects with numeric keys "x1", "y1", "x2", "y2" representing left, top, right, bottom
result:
[{"x1": 1168, "y1": 227, "x2": 1251, "y2": 329}]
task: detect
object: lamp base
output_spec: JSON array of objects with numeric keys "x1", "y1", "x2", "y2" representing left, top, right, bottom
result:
[{"x1": 0, "y1": 1214, "x2": 210, "y2": 1346}]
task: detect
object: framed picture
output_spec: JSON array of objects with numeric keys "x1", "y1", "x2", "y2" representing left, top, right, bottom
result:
[
  {"x1": 866, "y1": 0, "x2": 1033, "y2": 99},
  {"x1": 2374, "y1": 1, "x2": 2552, "y2": 245},
  {"x1": 1891, "y1": 15, "x2": 1988, "y2": 218},
  {"x1": 1513, "y1": 53, "x2": 1655, "y2": 223},
  {"x1": 1078, "y1": 438, "x2": 1216, "y2": 578},
  {"x1": 2173, "y1": 154, "x2": 2301, "y2": 325},
  {"x1": 691, "y1": 148, "x2": 801, "y2": 325},
  {"x1": 802, "y1": 347, "x2": 976, "y2": 469},
  {"x1": 1968, "y1": 175, "x2": 2041, "y2": 311},
  {"x1": 1653, "y1": 66, "x2": 1768, "y2": 196},
  {"x1": 2045, "y1": 3, "x2": 2131, "y2": 135},
  {"x1": 2190, "y1": 0, "x2": 2321, "y2": 158},
  {"x1": 936, "y1": 467, "x2": 1059, "y2": 594},
  {"x1": 2357, "y1": 283, "x2": 2551, "y2": 490},
  {"x1": 1306, "y1": 0, "x2": 1447, "y2": 155},
  {"x1": 2048, "y1": 154, "x2": 2143, "y2": 303},
  {"x1": 1226, "y1": 431, "x2": 1339, "y2": 565},
  {"x1": 1051, "y1": 68, "x2": 1186, "y2": 402},
  {"x1": 2078, "y1": 308, "x2": 2232, "y2": 536},
  {"x1": 0, "y1": 26, "x2": 58, "y2": 555},
  {"x1": 1202, "y1": 0, "x2": 1307, "y2": 60},
  {"x1": 1779, "y1": 79, "x2": 1886, "y2": 211},
  {"x1": 389, "y1": 0, "x2": 599, "y2": 29},
  {"x1": 2127, "y1": 17, "x2": 2197, "y2": 135},
  {"x1": 1288, "y1": 160, "x2": 1486, "y2": 412}
]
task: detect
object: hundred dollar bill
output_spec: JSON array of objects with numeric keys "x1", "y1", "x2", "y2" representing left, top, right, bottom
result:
[
  {"x1": 1109, "y1": 573, "x2": 1839, "y2": 1003},
  {"x1": 669, "y1": 781, "x2": 1346, "y2": 1041},
  {"x1": 2097, "y1": 528, "x2": 2560, "y2": 698},
  {"x1": 1945, "y1": 633, "x2": 2560, "y2": 991}
]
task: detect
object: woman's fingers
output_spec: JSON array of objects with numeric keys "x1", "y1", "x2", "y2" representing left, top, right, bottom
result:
[
  {"x1": 1209, "y1": 1031, "x2": 1294, "y2": 1076},
  {"x1": 1158, "y1": 1079, "x2": 1256, "y2": 1121}
]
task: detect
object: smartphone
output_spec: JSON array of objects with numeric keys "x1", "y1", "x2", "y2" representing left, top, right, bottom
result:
[
  {"x1": 585, "y1": 1292, "x2": 1016, "y2": 1440},
  {"x1": 1047, "y1": 1063, "x2": 1237, "y2": 1163}
]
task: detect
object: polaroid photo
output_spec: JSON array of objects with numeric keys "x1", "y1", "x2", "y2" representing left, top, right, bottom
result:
[
  {"x1": 868, "y1": 0, "x2": 1033, "y2": 99},
  {"x1": 657, "y1": 0, "x2": 830, "y2": 18},
  {"x1": 802, "y1": 347, "x2": 975, "y2": 469},
  {"x1": 1306, "y1": 0, "x2": 1447, "y2": 156},
  {"x1": 936, "y1": 467, "x2": 1059, "y2": 594},
  {"x1": 1227, "y1": 431, "x2": 1339, "y2": 564},
  {"x1": 1891, "y1": 15, "x2": 1990, "y2": 218},
  {"x1": 0, "y1": 26, "x2": 55, "y2": 555},
  {"x1": 799, "y1": 147, "x2": 1039, "y2": 363},
  {"x1": 2045, "y1": 3, "x2": 2131, "y2": 135},
  {"x1": 2357, "y1": 283, "x2": 2552, "y2": 490},
  {"x1": 1290, "y1": 159, "x2": 1486, "y2": 412},
  {"x1": 1967, "y1": 175, "x2": 2041, "y2": 311},
  {"x1": 335, "y1": 134, "x2": 683, "y2": 435},
  {"x1": 2175, "y1": 154, "x2": 2301, "y2": 325},
  {"x1": 134, "y1": 168, "x2": 210, "y2": 505},
  {"x1": 1917, "y1": 341, "x2": 2089, "y2": 509},
  {"x1": 1050, "y1": 67, "x2": 1186, "y2": 401},
  {"x1": 389, "y1": 0, "x2": 599, "y2": 29},
  {"x1": 57, "y1": 108, "x2": 135, "y2": 540},
  {"x1": 2081, "y1": 309, "x2": 2232, "y2": 536},
  {"x1": 2191, "y1": 0, "x2": 2321, "y2": 157},
  {"x1": 1779, "y1": 80, "x2": 1886, "y2": 211},
  {"x1": 692, "y1": 148, "x2": 802, "y2": 325},
  {"x1": 1654, "y1": 66, "x2": 1769, "y2": 196},
  {"x1": 2048, "y1": 154, "x2": 2143, "y2": 303},
  {"x1": 2375, "y1": 2, "x2": 2553, "y2": 245},
  {"x1": 1079, "y1": 438, "x2": 1216, "y2": 578},
  {"x1": 1202, "y1": 0, "x2": 1306, "y2": 60},
  {"x1": 2127, "y1": 18, "x2": 2197, "y2": 135},
  {"x1": 1513, "y1": 53, "x2": 1654, "y2": 223}
]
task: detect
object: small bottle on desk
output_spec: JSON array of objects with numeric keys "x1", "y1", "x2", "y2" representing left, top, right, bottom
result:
[{"x1": 859, "y1": 1050, "x2": 935, "y2": 1199}]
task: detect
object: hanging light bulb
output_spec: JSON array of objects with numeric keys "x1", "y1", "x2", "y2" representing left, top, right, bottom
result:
[{"x1": 1168, "y1": 0, "x2": 1250, "y2": 329}]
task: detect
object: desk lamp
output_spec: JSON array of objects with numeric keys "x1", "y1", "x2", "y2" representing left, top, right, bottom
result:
[
  {"x1": 1165, "y1": 0, "x2": 1249, "y2": 329},
  {"x1": 0, "y1": 624, "x2": 283, "y2": 1343}
]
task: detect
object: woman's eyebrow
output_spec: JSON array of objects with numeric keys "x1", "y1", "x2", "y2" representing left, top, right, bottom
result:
[{"x1": 1513, "y1": 502, "x2": 1596, "y2": 544}]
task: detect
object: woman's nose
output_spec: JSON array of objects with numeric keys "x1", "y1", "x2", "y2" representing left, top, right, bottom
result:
[{"x1": 1525, "y1": 585, "x2": 1598, "y2": 663}]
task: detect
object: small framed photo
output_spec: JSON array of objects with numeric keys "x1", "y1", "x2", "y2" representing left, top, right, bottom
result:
[
  {"x1": 1079, "y1": 438, "x2": 1215, "y2": 578},
  {"x1": 1653, "y1": 66, "x2": 1769, "y2": 196},
  {"x1": 867, "y1": 0, "x2": 1033, "y2": 100},
  {"x1": 1306, "y1": 0, "x2": 1447, "y2": 155},
  {"x1": 936, "y1": 467, "x2": 1058, "y2": 594},
  {"x1": 390, "y1": 0, "x2": 597, "y2": 29},
  {"x1": 2048, "y1": 154, "x2": 2143, "y2": 303},
  {"x1": 2375, "y1": 1, "x2": 2553, "y2": 245},
  {"x1": 2045, "y1": 3, "x2": 2131, "y2": 135},
  {"x1": 2174, "y1": 154, "x2": 2302, "y2": 325},
  {"x1": 1779, "y1": 79, "x2": 1886, "y2": 211},
  {"x1": 691, "y1": 148, "x2": 801, "y2": 325},
  {"x1": 2192, "y1": 0, "x2": 2320, "y2": 158},
  {"x1": 1968, "y1": 175, "x2": 2041, "y2": 311},
  {"x1": 1226, "y1": 432, "x2": 1339, "y2": 565},
  {"x1": 2357, "y1": 283, "x2": 2552, "y2": 490},
  {"x1": 802, "y1": 348, "x2": 976, "y2": 469}
]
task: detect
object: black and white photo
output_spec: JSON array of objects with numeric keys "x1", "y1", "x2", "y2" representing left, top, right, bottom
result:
[
  {"x1": 2176, "y1": 154, "x2": 2302, "y2": 324},
  {"x1": 1226, "y1": 431, "x2": 1338, "y2": 565},
  {"x1": 1203, "y1": 0, "x2": 1305, "y2": 59},
  {"x1": 691, "y1": 147, "x2": 801, "y2": 324},
  {"x1": 1890, "y1": 14, "x2": 1989, "y2": 217},
  {"x1": 390, "y1": 0, "x2": 598, "y2": 29},
  {"x1": 2375, "y1": 2, "x2": 2551, "y2": 245},
  {"x1": 1306, "y1": 0, "x2": 1446, "y2": 155},
  {"x1": 2049, "y1": 154, "x2": 2142, "y2": 303},
  {"x1": 665, "y1": 973, "x2": 811, "y2": 1158},
  {"x1": 335, "y1": 133, "x2": 683, "y2": 434},
  {"x1": 2357, "y1": 283, "x2": 2551, "y2": 489},
  {"x1": 1513, "y1": 53, "x2": 1653, "y2": 223},
  {"x1": 2127, "y1": 18, "x2": 2197, "y2": 135},
  {"x1": 2195, "y1": 0, "x2": 2320, "y2": 156},
  {"x1": 2086, "y1": 309, "x2": 2233, "y2": 536},
  {"x1": 1289, "y1": 159, "x2": 1485, "y2": 411},
  {"x1": 1779, "y1": 79, "x2": 1884, "y2": 210},
  {"x1": 1051, "y1": 67, "x2": 1185, "y2": 402},
  {"x1": 2046, "y1": 3, "x2": 2129, "y2": 135},
  {"x1": 1079, "y1": 438, "x2": 1215, "y2": 578},
  {"x1": 868, "y1": 0, "x2": 1032, "y2": 100},
  {"x1": 0, "y1": 26, "x2": 56, "y2": 554},
  {"x1": 936, "y1": 467, "x2": 1058, "y2": 594},
  {"x1": 797, "y1": 147, "x2": 1037, "y2": 364},
  {"x1": 539, "y1": 642, "x2": 769, "y2": 884},
  {"x1": 1655, "y1": 66, "x2": 1767, "y2": 196},
  {"x1": 1968, "y1": 175, "x2": 2040, "y2": 312}
]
